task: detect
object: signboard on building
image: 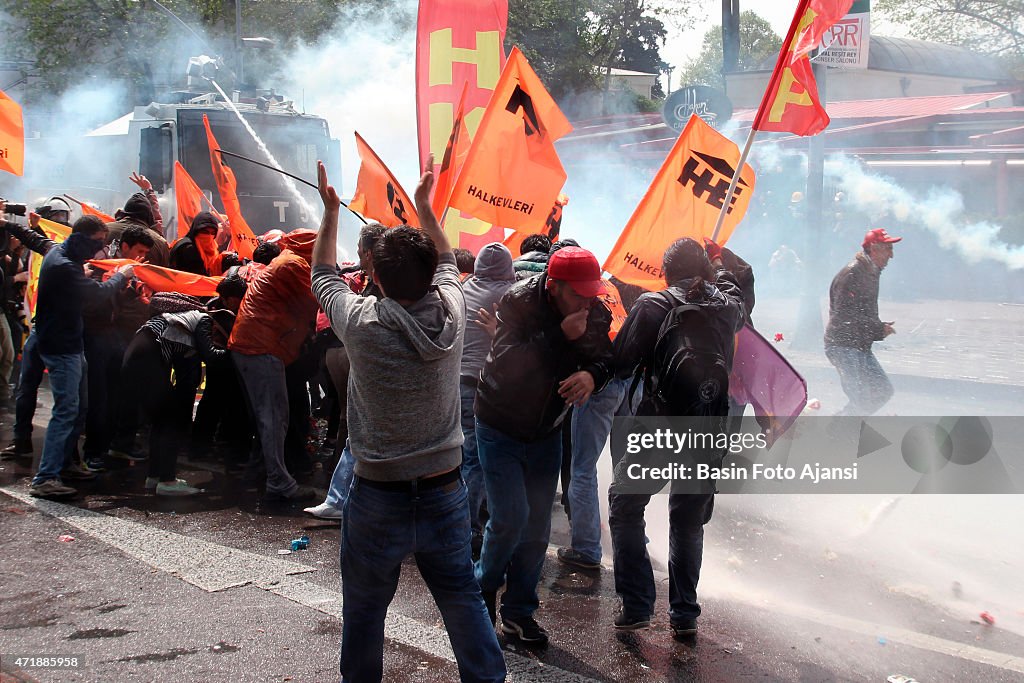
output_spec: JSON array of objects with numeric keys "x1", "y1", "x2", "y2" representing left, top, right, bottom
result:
[
  {"x1": 662, "y1": 85, "x2": 733, "y2": 132},
  {"x1": 817, "y1": 0, "x2": 871, "y2": 69}
]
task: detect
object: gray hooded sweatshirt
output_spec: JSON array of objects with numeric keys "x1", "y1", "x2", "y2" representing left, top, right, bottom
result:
[
  {"x1": 311, "y1": 253, "x2": 465, "y2": 481},
  {"x1": 461, "y1": 243, "x2": 516, "y2": 381}
]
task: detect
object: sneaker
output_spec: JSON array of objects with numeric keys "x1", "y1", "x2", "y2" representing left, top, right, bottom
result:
[
  {"x1": 303, "y1": 502, "x2": 342, "y2": 520},
  {"x1": 108, "y1": 448, "x2": 146, "y2": 463},
  {"x1": 557, "y1": 546, "x2": 601, "y2": 571},
  {"x1": 30, "y1": 479, "x2": 77, "y2": 498},
  {"x1": 614, "y1": 609, "x2": 652, "y2": 631},
  {"x1": 500, "y1": 615, "x2": 549, "y2": 647},
  {"x1": 144, "y1": 477, "x2": 159, "y2": 490},
  {"x1": 482, "y1": 590, "x2": 497, "y2": 626},
  {"x1": 61, "y1": 462, "x2": 97, "y2": 481},
  {"x1": 83, "y1": 457, "x2": 107, "y2": 473},
  {"x1": 263, "y1": 485, "x2": 318, "y2": 504},
  {"x1": 671, "y1": 618, "x2": 698, "y2": 640},
  {"x1": 155, "y1": 480, "x2": 201, "y2": 496},
  {"x1": 1, "y1": 439, "x2": 32, "y2": 457}
]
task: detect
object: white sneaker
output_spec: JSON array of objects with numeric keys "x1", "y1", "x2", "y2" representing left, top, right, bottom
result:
[
  {"x1": 155, "y1": 480, "x2": 201, "y2": 496},
  {"x1": 303, "y1": 502, "x2": 342, "y2": 520}
]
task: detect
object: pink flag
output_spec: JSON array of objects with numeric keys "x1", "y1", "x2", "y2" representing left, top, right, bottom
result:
[{"x1": 730, "y1": 325, "x2": 807, "y2": 438}]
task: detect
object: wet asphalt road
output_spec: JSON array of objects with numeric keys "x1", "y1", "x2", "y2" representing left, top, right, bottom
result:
[{"x1": 2, "y1": 353, "x2": 1024, "y2": 681}]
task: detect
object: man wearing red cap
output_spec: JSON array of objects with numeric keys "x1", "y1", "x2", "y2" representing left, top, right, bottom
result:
[
  {"x1": 474, "y1": 245, "x2": 613, "y2": 646},
  {"x1": 824, "y1": 228, "x2": 902, "y2": 415}
]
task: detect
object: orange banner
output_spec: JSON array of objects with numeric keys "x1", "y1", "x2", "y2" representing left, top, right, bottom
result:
[
  {"x1": 349, "y1": 132, "x2": 419, "y2": 228},
  {"x1": 603, "y1": 115, "x2": 756, "y2": 290},
  {"x1": 416, "y1": 0, "x2": 508, "y2": 251},
  {"x1": 203, "y1": 115, "x2": 258, "y2": 259},
  {"x1": 25, "y1": 217, "x2": 71, "y2": 320},
  {"x1": 0, "y1": 88, "x2": 24, "y2": 176},
  {"x1": 90, "y1": 259, "x2": 222, "y2": 297},
  {"x1": 752, "y1": 0, "x2": 854, "y2": 136},
  {"x1": 449, "y1": 47, "x2": 572, "y2": 235},
  {"x1": 80, "y1": 202, "x2": 115, "y2": 224}
]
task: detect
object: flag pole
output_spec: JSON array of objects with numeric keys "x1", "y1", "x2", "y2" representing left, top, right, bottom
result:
[
  {"x1": 710, "y1": 0, "x2": 811, "y2": 243},
  {"x1": 710, "y1": 126, "x2": 757, "y2": 242}
]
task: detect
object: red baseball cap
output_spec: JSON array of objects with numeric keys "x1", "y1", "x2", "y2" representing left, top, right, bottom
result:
[
  {"x1": 548, "y1": 246, "x2": 604, "y2": 297},
  {"x1": 862, "y1": 228, "x2": 902, "y2": 248}
]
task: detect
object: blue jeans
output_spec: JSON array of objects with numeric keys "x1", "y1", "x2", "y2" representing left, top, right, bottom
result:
[
  {"x1": 34, "y1": 353, "x2": 85, "y2": 485},
  {"x1": 567, "y1": 376, "x2": 630, "y2": 563},
  {"x1": 475, "y1": 418, "x2": 562, "y2": 620},
  {"x1": 825, "y1": 344, "x2": 894, "y2": 416},
  {"x1": 609, "y1": 487, "x2": 715, "y2": 624},
  {"x1": 324, "y1": 441, "x2": 355, "y2": 509},
  {"x1": 340, "y1": 477, "x2": 505, "y2": 683},
  {"x1": 13, "y1": 330, "x2": 44, "y2": 442},
  {"x1": 459, "y1": 381, "x2": 485, "y2": 537}
]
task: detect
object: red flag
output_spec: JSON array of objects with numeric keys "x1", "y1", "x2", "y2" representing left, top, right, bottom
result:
[
  {"x1": 752, "y1": 0, "x2": 855, "y2": 136},
  {"x1": 449, "y1": 47, "x2": 572, "y2": 235},
  {"x1": 80, "y1": 203, "x2": 115, "y2": 224},
  {"x1": 0, "y1": 88, "x2": 24, "y2": 176},
  {"x1": 349, "y1": 132, "x2": 419, "y2": 228},
  {"x1": 416, "y1": 0, "x2": 508, "y2": 250},
  {"x1": 202, "y1": 115, "x2": 258, "y2": 259},
  {"x1": 432, "y1": 82, "x2": 471, "y2": 219}
]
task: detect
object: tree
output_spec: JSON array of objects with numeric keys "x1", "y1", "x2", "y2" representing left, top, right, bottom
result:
[
  {"x1": 874, "y1": 0, "x2": 1024, "y2": 76},
  {"x1": 677, "y1": 10, "x2": 782, "y2": 89},
  {"x1": 507, "y1": 0, "x2": 693, "y2": 112},
  {"x1": 0, "y1": 0, "x2": 357, "y2": 114}
]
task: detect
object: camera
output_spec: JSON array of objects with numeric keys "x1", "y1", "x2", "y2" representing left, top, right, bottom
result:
[{"x1": 2, "y1": 201, "x2": 27, "y2": 216}]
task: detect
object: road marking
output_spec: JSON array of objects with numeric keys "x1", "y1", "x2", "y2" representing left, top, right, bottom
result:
[{"x1": 1, "y1": 487, "x2": 598, "y2": 683}]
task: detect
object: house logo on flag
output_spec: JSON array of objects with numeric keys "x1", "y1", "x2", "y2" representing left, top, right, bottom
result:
[{"x1": 678, "y1": 151, "x2": 750, "y2": 215}]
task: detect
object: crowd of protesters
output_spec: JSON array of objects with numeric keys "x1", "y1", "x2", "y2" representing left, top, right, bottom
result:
[{"x1": 0, "y1": 154, "x2": 901, "y2": 681}]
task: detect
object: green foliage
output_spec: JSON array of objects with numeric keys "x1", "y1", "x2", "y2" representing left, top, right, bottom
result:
[
  {"x1": 508, "y1": 0, "x2": 692, "y2": 110},
  {"x1": 874, "y1": 0, "x2": 1024, "y2": 77},
  {"x1": 0, "y1": 0, "x2": 356, "y2": 110},
  {"x1": 677, "y1": 10, "x2": 782, "y2": 89}
]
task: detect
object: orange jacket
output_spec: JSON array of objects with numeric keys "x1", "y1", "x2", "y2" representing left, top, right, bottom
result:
[{"x1": 228, "y1": 249, "x2": 317, "y2": 365}]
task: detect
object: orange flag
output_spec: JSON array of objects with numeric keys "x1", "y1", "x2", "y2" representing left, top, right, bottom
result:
[
  {"x1": 79, "y1": 202, "x2": 115, "y2": 224},
  {"x1": 448, "y1": 47, "x2": 572, "y2": 234},
  {"x1": 174, "y1": 161, "x2": 207, "y2": 236},
  {"x1": 202, "y1": 115, "x2": 258, "y2": 259},
  {"x1": 598, "y1": 278, "x2": 628, "y2": 341},
  {"x1": 752, "y1": 0, "x2": 854, "y2": 136},
  {"x1": 0, "y1": 88, "x2": 24, "y2": 176},
  {"x1": 432, "y1": 82, "x2": 471, "y2": 219},
  {"x1": 349, "y1": 132, "x2": 419, "y2": 228},
  {"x1": 25, "y1": 218, "x2": 71, "y2": 320},
  {"x1": 603, "y1": 115, "x2": 756, "y2": 290},
  {"x1": 90, "y1": 259, "x2": 222, "y2": 297},
  {"x1": 502, "y1": 229, "x2": 528, "y2": 258}
]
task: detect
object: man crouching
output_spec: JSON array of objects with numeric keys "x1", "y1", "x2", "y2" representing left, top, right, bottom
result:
[{"x1": 311, "y1": 157, "x2": 505, "y2": 683}]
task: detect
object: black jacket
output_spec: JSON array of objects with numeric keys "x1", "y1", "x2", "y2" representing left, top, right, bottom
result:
[
  {"x1": 168, "y1": 237, "x2": 208, "y2": 276},
  {"x1": 36, "y1": 235, "x2": 126, "y2": 355},
  {"x1": 474, "y1": 272, "x2": 613, "y2": 442},
  {"x1": 612, "y1": 268, "x2": 745, "y2": 415},
  {"x1": 1, "y1": 220, "x2": 56, "y2": 257},
  {"x1": 824, "y1": 252, "x2": 885, "y2": 351},
  {"x1": 721, "y1": 248, "x2": 755, "y2": 321}
]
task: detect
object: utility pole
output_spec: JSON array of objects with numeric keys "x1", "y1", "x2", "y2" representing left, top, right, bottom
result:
[
  {"x1": 235, "y1": 0, "x2": 244, "y2": 87},
  {"x1": 793, "y1": 58, "x2": 828, "y2": 350},
  {"x1": 721, "y1": 0, "x2": 740, "y2": 92}
]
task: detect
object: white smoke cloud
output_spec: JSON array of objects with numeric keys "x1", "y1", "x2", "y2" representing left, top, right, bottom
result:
[{"x1": 825, "y1": 155, "x2": 1024, "y2": 270}]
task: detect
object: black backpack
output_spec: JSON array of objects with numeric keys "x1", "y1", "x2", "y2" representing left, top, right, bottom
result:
[{"x1": 638, "y1": 296, "x2": 731, "y2": 418}]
